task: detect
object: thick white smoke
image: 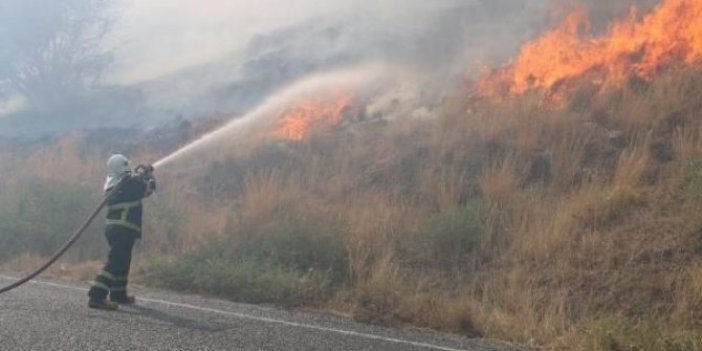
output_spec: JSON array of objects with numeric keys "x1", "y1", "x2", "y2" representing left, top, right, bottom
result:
[
  {"x1": 0, "y1": 0, "x2": 664, "y2": 137},
  {"x1": 115, "y1": 0, "x2": 661, "y2": 84}
]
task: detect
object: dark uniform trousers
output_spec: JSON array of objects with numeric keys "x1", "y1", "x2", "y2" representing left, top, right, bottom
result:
[{"x1": 88, "y1": 226, "x2": 137, "y2": 300}]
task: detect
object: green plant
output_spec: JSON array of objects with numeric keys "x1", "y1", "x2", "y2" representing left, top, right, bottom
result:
[
  {"x1": 147, "y1": 254, "x2": 336, "y2": 307},
  {"x1": 0, "y1": 178, "x2": 98, "y2": 260},
  {"x1": 401, "y1": 201, "x2": 485, "y2": 272}
]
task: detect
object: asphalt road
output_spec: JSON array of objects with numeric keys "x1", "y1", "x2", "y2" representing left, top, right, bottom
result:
[{"x1": 0, "y1": 275, "x2": 514, "y2": 351}]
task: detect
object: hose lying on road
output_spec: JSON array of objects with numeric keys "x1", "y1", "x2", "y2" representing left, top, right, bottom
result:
[{"x1": 0, "y1": 181, "x2": 123, "y2": 294}]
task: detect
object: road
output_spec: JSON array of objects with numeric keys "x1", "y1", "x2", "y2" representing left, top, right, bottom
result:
[{"x1": 0, "y1": 275, "x2": 513, "y2": 351}]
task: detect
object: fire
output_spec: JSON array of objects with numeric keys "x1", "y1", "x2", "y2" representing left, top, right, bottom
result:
[
  {"x1": 274, "y1": 90, "x2": 353, "y2": 140},
  {"x1": 476, "y1": 0, "x2": 702, "y2": 97}
]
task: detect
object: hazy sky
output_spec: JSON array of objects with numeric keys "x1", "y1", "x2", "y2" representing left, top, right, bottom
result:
[{"x1": 109, "y1": 0, "x2": 467, "y2": 84}]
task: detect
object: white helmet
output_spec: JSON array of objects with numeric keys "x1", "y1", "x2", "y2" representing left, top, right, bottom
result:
[{"x1": 104, "y1": 154, "x2": 131, "y2": 191}]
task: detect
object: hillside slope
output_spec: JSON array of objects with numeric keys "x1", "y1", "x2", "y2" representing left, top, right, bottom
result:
[{"x1": 2, "y1": 1, "x2": 702, "y2": 350}]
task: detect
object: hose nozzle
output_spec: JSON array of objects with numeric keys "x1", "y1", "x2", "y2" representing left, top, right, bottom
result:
[{"x1": 134, "y1": 164, "x2": 155, "y2": 179}]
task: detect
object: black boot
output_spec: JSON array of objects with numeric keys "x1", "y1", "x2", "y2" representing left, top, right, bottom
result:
[
  {"x1": 110, "y1": 293, "x2": 136, "y2": 304},
  {"x1": 89, "y1": 299, "x2": 119, "y2": 310}
]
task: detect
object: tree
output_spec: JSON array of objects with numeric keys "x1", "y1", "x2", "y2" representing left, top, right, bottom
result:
[{"x1": 0, "y1": 0, "x2": 116, "y2": 109}]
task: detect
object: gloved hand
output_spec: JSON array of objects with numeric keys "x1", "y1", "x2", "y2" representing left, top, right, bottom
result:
[
  {"x1": 135, "y1": 164, "x2": 157, "y2": 195},
  {"x1": 134, "y1": 164, "x2": 155, "y2": 179}
]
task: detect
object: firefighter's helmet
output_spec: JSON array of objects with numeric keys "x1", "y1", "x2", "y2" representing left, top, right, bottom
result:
[{"x1": 104, "y1": 154, "x2": 131, "y2": 191}]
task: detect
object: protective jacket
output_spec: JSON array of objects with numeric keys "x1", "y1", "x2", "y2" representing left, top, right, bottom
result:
[{"x1": 105, "y1": 174, "x2": 156, "y2": 238}]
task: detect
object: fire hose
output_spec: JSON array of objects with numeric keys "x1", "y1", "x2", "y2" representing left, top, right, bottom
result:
[{"x1": 0, "y1": 164, "x2": 154, "y2": 294}]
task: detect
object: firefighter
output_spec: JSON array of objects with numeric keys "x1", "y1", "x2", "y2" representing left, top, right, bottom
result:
[{"x1": 88, "y1": 154, "x2": 156, "y2": 310}]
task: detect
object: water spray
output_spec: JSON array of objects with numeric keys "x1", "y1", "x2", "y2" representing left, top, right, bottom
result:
[{"x1": 153, "y1": 64, "x2": 386, "y2": 170}]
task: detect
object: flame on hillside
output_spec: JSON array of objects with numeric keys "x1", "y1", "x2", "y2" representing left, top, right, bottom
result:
[
  {"x1": 476, "y1": 0, "x2": 702, "y2": 97},
  {"x1": 273, "y1": 90, "x2": 354, "y2": 140}
]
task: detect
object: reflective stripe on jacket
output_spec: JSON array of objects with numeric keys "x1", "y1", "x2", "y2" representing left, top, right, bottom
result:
[
  {"x1": 106, "y1": 200, "x2": 143, "y2": 233},
  {"x1": 105, "y1": 174, "x2": 155, "y2": 236}
]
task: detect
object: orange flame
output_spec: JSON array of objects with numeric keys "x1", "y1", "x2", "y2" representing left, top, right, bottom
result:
[
  {"x1": 274, "y1": 91, "x2": 353, "y2": 140},
  {"x1": 476, "y1": 0, "x2": 702, "y2": 97}
]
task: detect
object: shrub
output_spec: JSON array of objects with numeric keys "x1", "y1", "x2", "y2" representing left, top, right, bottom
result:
[
  {"x1": 0, "y1": 178, "x2": 99, "y2": 261},
  {"x1": 401, "y1": 201, "x2": 485, "y2": 272},
  {"x1": 146, "y1": 211, "x2": 350, "y2": 307},
  {"x1": 233, "y1": 215, "x2": 349, "y2": 283},
  {"x1": 576, "y1": 317, "x2": 702, "y2": 351},
  {"x1": 147, "y1": 255, "x2": 335, "y2": 307}
]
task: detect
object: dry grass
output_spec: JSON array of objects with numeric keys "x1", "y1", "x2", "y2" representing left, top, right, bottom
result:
[
  {"x1": 342, "y1": 194, "x2": 422, "y2": 283},
  {"x1": 25, "y1": 133, "x2": 104, "y2": 184},
  {"x1": 480, "y1": 156, "x2": 519, "y2": 207},
  {"x1": 240, "y1": 171, "x2": 307, "y2": 220}
]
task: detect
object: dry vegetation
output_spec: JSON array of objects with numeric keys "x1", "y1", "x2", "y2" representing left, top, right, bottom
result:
[{"x1": 4, "y1": 65, "x2": 702, "y2": 350}]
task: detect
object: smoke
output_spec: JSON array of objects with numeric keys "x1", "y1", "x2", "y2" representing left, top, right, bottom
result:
[
  {"x1": 579, "y1": 0, "x2": 660, "y2": 28},
  {"x1": 0, "y1": 0, "x2": 669, "y2": 137},
  {"x1": 109, "y1": 1, "x2": 553, "y2": 122},
  {"x1": 110, "y1": 0, "x2": 671, "y2": 131},
  {"x1": 110, "y1": 0, "x2": 465, "y2": 84},
  {"x1": 115, "y1": 0, "x2": 663, "y2": 82},
  {"x1": 111, "y1": 0, "x2": 554, "y2": 83},
  {"x1": 0, "y1": 95, "x2": 26, "y2": 116}
]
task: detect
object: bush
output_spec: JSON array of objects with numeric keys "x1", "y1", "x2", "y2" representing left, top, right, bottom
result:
[
  {"x1": 577, "y1": 317, "x2": 702, "y2": 351},
  {"x1": 148, "y1": 255, "x2": 335, "y2": 307},
  {"x1": 0, "y1": 178, "x2": 99, "y2": 261},
  {"x1": 234, "y1": 215, "x2": 349, "y2": 283},
  {"x1": 679, "y1": 158, "x2": 702, "y2": 195},
  {"x1": 401, "y1": 201, "x2": 485, "y2": 272},
  {"x1": 146, "y1": 212, "x2": 350, "y2": 307}
]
